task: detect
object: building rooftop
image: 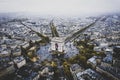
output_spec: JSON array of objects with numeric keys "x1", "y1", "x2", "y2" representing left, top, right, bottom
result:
[
  {"x1": 16, "y1": 66, "x2": 39, "y2": 80},
  {"x1": 13, "y1": 56, "x2": 25, "y2": 63},
  {"x1": 70, "y1": 64, "x2": 82, "y2": 72},
  {"x1": 20, "y1": 42, "x2": 29, "y2": 49},
  {"x1": 76, "y1": 68, "x2": 105, "y2": 80},
  {"x1": 87, "y1": 56, "x2": 97, "y2": 64},
  {"x1": 98, "y1": 65, "x2": 120, "y2": 79},
  {"x1": 0, "y1": 62, "x2": 13, "y2": 71}
]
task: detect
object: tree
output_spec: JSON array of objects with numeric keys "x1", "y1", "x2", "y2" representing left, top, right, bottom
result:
[
  {"x1": 51, "y1": 61, "x2": 57, "y2": 68},
  {"x1": 68, "y1": 57, "x2": 77, "y2": 64},
  {"x1": 63, "y1": 61, "x2": 70, "y2": 67},
  {"x1": 79, "y1": 55, "x2": 87, "y2": 66}
]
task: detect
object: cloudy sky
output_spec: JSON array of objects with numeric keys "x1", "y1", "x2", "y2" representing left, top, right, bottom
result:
[{"x1": 0, "y1": 0, "x2": 120, "y2": 16}]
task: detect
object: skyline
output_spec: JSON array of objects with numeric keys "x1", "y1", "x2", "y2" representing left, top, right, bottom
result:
[{"x1": 0, "y1": 0, "x2": 120, "y2": 16}]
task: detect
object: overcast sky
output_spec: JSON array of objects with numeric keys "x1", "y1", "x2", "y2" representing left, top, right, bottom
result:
[{"x1": 0, "y1": 0, "x2": 120, "y2": 16}]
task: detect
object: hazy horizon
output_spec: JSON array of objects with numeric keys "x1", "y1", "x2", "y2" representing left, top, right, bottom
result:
[{"x1": 0, "y1": 0, "x2": 120, "y2": 16}]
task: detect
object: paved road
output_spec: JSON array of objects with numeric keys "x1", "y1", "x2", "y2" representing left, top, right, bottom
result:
[
  {"x1": 50, "y1": 20, "x2": 59, "y2": 37},
  {"x1": 65, "y1": 17, "x2": 101, "y2": 43}
]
